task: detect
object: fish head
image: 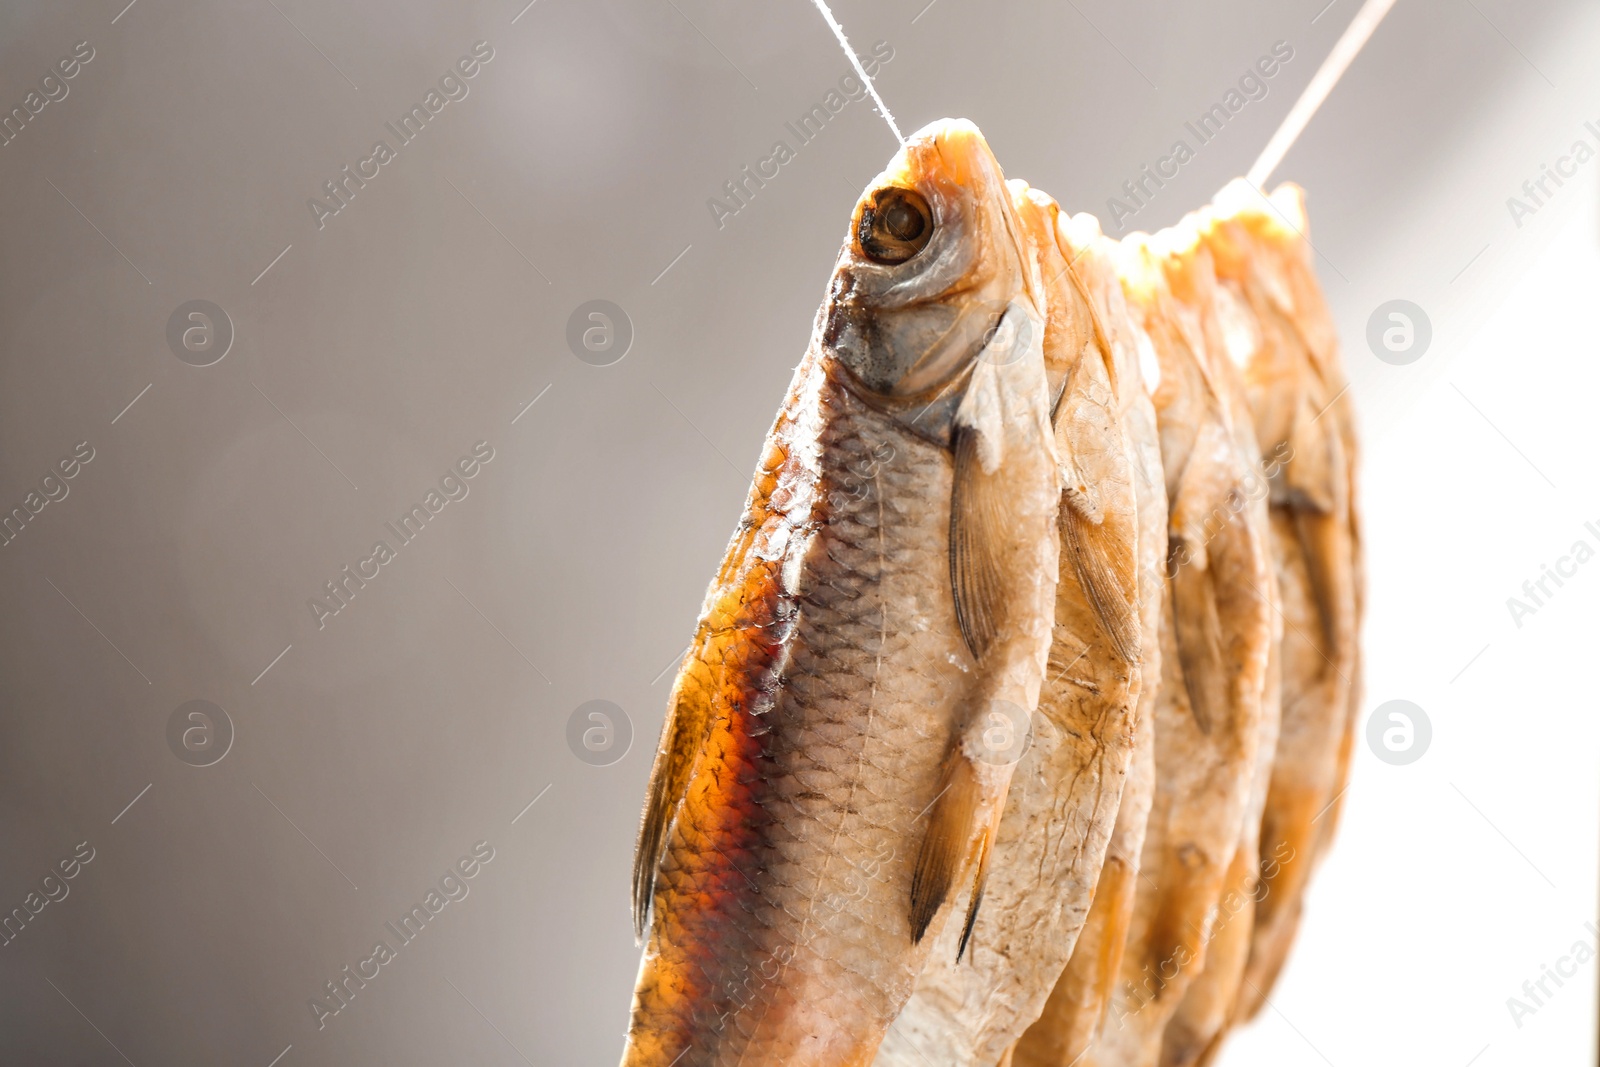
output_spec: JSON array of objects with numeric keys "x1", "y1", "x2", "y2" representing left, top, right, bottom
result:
[
  {"x1": 1006, "y1": 181, "x2": 1116, "y2": 416},
  {"x1": 821, "y1": 118, "x2": 1041, "y2": 443}
]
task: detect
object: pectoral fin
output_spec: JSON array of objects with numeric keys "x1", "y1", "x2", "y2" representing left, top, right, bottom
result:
[
  {"x1": 950, "y1": 425, "x2": 1010, "y2": 661},
  {"x1": 925, "y1": 297, "x2": 1050, "y2": 956},
  {"x1": 1061, "y1": 499, "x2": 1141, "y2": 664},
  {"x1": 1170, "y1": 538, "x2": 1228, "y2": 735},
  {"x1": 1285, "y1": 410, "x2": 1354, "y2": 655},
  {"x1": 1282, "y1": 396, "x2": 1340, "y2": 514},
  {"x1": 1055, "y1": 339, "x2": 1141, "y2": 664}
]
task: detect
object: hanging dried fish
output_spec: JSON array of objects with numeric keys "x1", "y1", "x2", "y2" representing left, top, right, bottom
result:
[
  {"x1": 875, "y1": 187, "x2": 1159, "y2": 1067},
  {"x1": 1199, "y1": 183, "x2": 1363, "y2": 1038},
  {"x1": 620, "y1": 114, "x2": 1360, "y2": 1067},
  {"x1": 621, "y1": 119, "x2": 1063, "y2": 1067},
  {"x1": 1007, "y1": 214, "x2": 1168, "y2": 1067},
  {"x1": 1062, "y1": 228, "x2": 1279, "y2": 1067}
]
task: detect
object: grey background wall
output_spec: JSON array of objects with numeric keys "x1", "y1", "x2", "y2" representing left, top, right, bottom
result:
[{"x1": 0, "y1": 0, "x2": 1597, "y2": 1064}]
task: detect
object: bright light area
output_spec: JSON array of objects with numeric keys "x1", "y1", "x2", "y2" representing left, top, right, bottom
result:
[{"x1": 1225, "y1": 174, "x2": 1600, "y2": 1066}]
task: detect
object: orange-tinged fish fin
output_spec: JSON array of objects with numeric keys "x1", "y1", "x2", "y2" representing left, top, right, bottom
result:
[
  {"x1": 1282, "y1": 402, "x2": 1351, "y2": 650},
  {"x1": 909, "y1": 753, "x2": 986, "y2": 944},
  {"x1": 1061, "y1": 503, "x2": 1140, "y2": 664},
  {"x1": 1038, "y1": 241, "x2": 1140, "y2": 665},
  {"x1": 630, "y1": 400, "x2": 789, "y2": 942},
  {"x1": 955, "y1": 796, "x2": 1003, "y2": 962},
  {"x1": 1282, "y1": 393, "x2": 1340, "y2": 515},
  {"x1": 949, "y1": 424, "x2": 1009, "y2": 661},
  {"x1": 1169, "y1": 550, "x2": 1227, "y2": 736},
  {"x1": 1167, "y1": 422, "x2": 1245, "y2": 736},
  {"x1": 631, "y1": 669, "x2": 715, "y2": 941},
  {"x1": 1056, "y1": 349, "x2": 1141, "y2": 665}
]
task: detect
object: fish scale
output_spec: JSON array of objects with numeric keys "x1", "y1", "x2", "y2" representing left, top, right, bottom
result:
[{"x1": 628, "y1": 350, "x2": 990, "y2": 1066}]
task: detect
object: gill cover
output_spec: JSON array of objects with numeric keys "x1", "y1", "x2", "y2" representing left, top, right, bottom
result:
[{"x1": 822, "y1": 120, "x2": 1039, "y2": 451}]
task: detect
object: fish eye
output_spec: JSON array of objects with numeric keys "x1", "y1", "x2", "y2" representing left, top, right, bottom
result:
[{"x1": 857, "y1": 187, "x2": 933, "y2": 264}]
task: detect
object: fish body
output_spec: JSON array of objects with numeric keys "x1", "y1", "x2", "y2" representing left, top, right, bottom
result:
[
  {"x1": 622, "y1": 120, "x2": 1062, "y2": 1067},
  {"x1": 875, "y1": 188, "x2": 1152, "y2": 1067},
  {"x1": 1073, "y1": 230, "x2": 1277, "y2": 1067},
  {"x1": 1159, "y1": 597, "x2": 1280, "y2": 1067},
  {"x1": 1196, "y1": 183, "x2": 1361, "y2": 1031},
  {"x1": 1007, "y1": 212, "x2": 1170, "y2": 1067}
]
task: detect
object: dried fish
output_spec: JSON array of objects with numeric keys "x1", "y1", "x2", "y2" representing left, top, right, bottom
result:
[
  {"x1": 1198, "y1": 184, "x2": 1362, "y2": 1036},
  {"x1": 1008, "y1": 215, "x2": 1170, "y2": 1067},
  {"x1": 1066, "y1": 228, "x2": 1278, "y2": 1067},
  {"x1": 875, "y1": 189, "x2": 1159, "y2": 1067},
  {"x1": 622, "y1": 119, "x2": 1062, "y2": 1067},
  {"x1": 620, "y1": 120, "x2": 1360, "y2": 1067}
]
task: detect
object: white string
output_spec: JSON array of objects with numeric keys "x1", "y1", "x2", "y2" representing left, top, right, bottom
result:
[
  {"x1": 1247, "y1": 0, "x2": 1400, "y2": 187},
  {"x1": 808, "y1": 0, "x2": 906, "y2": 146}
]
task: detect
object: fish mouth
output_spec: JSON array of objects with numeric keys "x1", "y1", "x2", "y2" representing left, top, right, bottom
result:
[{"x1": 820, "y1": 118, "x2": 1033, "y2": 432}]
